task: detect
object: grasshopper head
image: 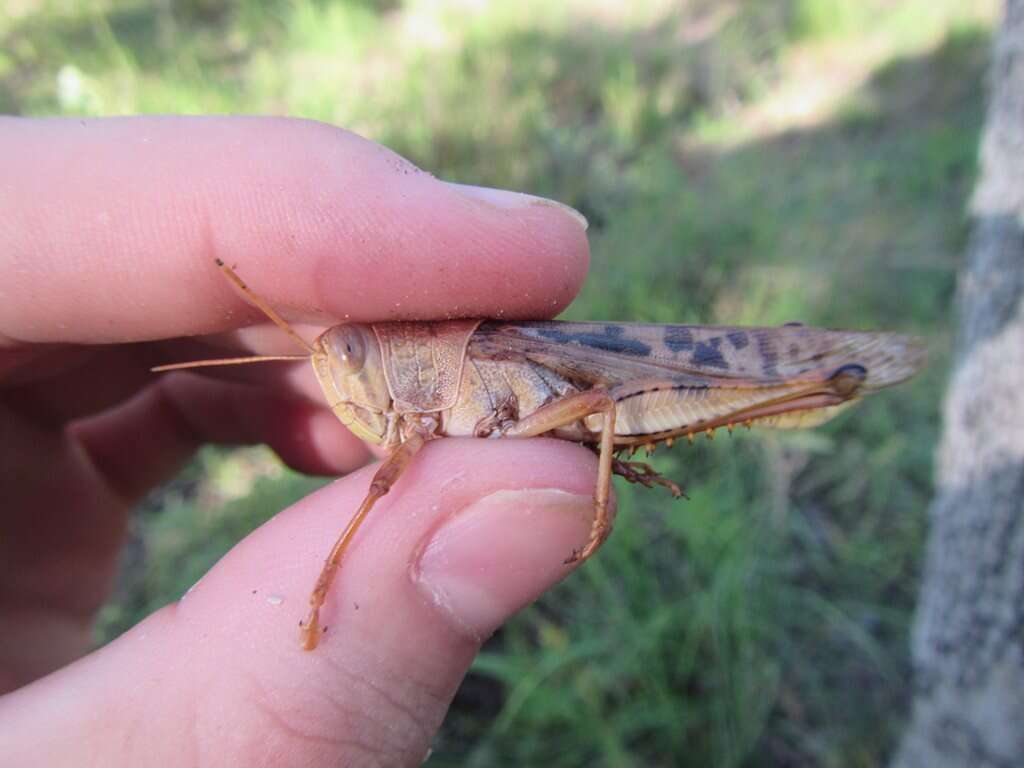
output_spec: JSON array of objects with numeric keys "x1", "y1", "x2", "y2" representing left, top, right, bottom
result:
[{"x1": 312, "y1": 324, "x2": 392, "y2": 445}]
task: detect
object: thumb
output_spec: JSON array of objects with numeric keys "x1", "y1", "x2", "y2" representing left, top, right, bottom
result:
[{"x1": 0, "y1": 439, "x2": 602, "y2": 767}]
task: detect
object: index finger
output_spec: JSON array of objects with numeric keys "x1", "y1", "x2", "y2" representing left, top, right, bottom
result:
[{"x1": 0, "y1": 116, "x2": 589, "y2": 346}]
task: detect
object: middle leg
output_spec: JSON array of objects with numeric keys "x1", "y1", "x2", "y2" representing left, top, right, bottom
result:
[{"x1": 501, "y1": 389, "x2": 616, "y2": 563}]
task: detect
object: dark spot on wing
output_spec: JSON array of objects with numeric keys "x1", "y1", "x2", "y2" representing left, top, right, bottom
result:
[
  {"x1": 664, "y1": 326, "x2": 694, "y2": 352},
  {"x1": 831, "y1": 364, "x2": 868, "y2": 396},
  {"x1": 832, "y1": 363, "x2": 868, "y2": 381},
  {"x1": 788, "y1": 343, "x2": 801, "y2": 360},
  {"x1": 726, "y1": 331, "x2": 749, "y2": 350},
  {"x1": 756, "y1": 331, "x2": 779, "y2": 377},
  {"x1": 537, "y1": 327, "x2": 651, "y2": 357},
  {"x1": 692, "y1": 337, "x2": 728, "y2": 369}
]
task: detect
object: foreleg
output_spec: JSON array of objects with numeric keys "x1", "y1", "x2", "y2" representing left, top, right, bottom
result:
[{"x1": 300, "y1": 429, "x2": 428, "y2": 650}]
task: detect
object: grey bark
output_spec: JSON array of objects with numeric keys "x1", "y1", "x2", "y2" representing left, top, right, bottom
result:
[{"x1": 893, "y1": 3, "x2": 1024, "y2": 766}]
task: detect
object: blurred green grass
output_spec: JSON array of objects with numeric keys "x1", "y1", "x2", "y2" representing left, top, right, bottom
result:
[{"x1": 3, "y1": 0, "x2": 997, "y2": 764}]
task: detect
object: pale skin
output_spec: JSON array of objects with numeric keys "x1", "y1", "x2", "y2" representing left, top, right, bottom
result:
[{"x1": 0, "y1": 116, "x2": 602, "y2": 766}]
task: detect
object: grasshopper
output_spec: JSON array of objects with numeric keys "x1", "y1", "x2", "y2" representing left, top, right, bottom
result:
[{"x1": 155, "y1": 260, "x2": 925, "y2": 650}]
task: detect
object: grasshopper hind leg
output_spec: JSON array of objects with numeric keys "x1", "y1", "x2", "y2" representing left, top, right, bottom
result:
[{"x1": 611, "y1": 457, "x2": 686, "y2": 499}]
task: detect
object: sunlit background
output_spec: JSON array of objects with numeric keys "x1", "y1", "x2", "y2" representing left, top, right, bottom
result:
[{"x1": 3, "y1": 0, "x2": 1000, "y2": 764}]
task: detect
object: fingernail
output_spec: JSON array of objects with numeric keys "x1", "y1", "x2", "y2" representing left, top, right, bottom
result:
[
  {"x1": 444, "y1": 182, "x2": 589, "y2": 231},
  {"x1": 413, "y1": 489, "x2": 594, "y2": 639}
]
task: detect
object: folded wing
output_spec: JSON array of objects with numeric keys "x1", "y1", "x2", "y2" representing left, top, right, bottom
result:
[{"x1": 470, "y1": 321, "x2": 925, "y2": 391}]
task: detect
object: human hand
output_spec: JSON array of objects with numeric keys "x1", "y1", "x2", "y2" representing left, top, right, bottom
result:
[{"x1": 0, "y1": 116, "x2": 599, "y2": 765}]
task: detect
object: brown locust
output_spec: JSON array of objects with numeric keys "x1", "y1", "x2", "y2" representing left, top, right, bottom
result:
[{"x1": 155, "y1": 260, "x2": 925, "y2": 649}]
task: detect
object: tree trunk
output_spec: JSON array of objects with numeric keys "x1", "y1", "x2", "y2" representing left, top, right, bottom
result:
[{"x1": 893, "y1": 3, "x2": 1024, "y2": 766}]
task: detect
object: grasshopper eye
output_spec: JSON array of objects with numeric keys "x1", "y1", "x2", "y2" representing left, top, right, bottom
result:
[{"x1": 325, "y1": 326, "x2": 366, "y2": 375}]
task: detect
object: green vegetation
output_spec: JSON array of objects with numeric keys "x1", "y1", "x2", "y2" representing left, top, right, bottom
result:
[{"x1": 3, "y1": 0, "x2": 996, "y2": 764}]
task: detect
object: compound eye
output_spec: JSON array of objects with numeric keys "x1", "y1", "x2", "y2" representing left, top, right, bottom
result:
[{"x1": 327, "y1": 326, "x2": 366, "y2": 375}]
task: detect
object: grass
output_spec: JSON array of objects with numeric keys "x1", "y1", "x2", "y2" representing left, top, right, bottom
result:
[{"x1": 3, "y1": 0, "x2": 998, "y2": 764}]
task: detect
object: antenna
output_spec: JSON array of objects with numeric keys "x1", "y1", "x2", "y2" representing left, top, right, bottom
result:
[
  {"x1": 152, "y1": 354, "x2": 310, "y2": 373},
  {"x1": 215, "y1": 259, "x2": 317, "y2": 355},
  {"x1": 151, "y1": 260, "x2": 318, "y2": 374}
]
